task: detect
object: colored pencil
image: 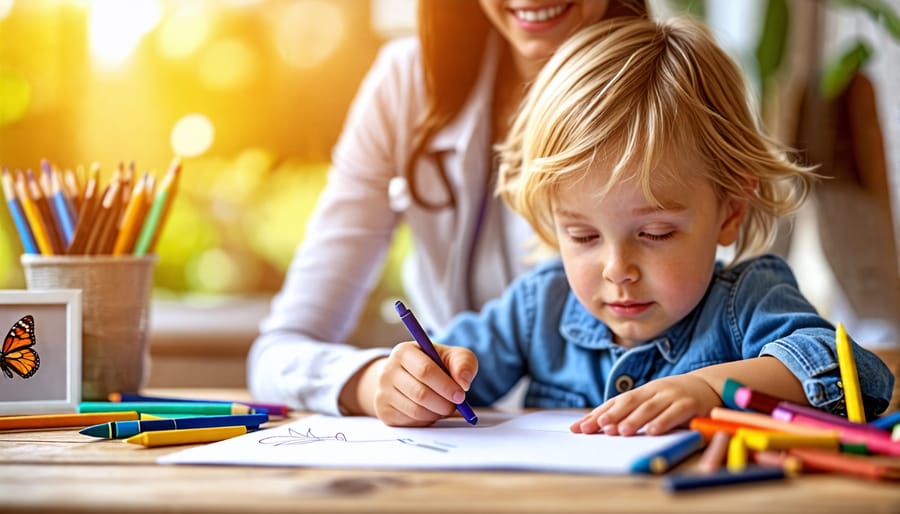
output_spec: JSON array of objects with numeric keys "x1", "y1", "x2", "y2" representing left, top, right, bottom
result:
[
  {"x1": 14, "y1": 171, "x2": 55, "y2": 255},
  {"x1": 112, "y1": 173, "x2": 150, "y2": 255},
  {"x1": 2, "y1": 168, "x2": 38, "y2": 253},
  {"x1": 49, "y1": 168, "x2": 76, "y2": 246},
  {"x1": 134, "y1": 156, "x2": 181, "y2": 255},
  {"x1": 80, "y1": 413, "x2": 269, "y2": 439},
  {"x1": 835, "y1": 323, "x2": 865, "y2": 422},
  {"x1": 67, "y1": 162, "x2": 102, "y2": 254},
  {"x1": 0, "y1": 411, "x2": 141, "y2": 430},
  {"x1": 78, "y1": 401, "x2": 256, "y2": 415},
  {"x1": 84, "y1": 176, "x2": 122, "y2": 255},
  {"x1": 108, "y1": 392, "x2": 289, "y2": 418},
  {"x1": 27, "y1": 168, "x2": 63, "y2": 253},
  {"x1": 124, "y1": 425, "x2": 248, "y2": 447}
]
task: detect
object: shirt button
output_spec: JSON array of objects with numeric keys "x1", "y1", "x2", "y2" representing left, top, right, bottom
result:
[{"x1": 615, "y1": 375, "x2": 634, "y2": 393}]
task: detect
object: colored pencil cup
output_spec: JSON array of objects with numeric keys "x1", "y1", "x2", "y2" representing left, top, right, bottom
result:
[{"x1": 20, "y1": 254, "x2": 157, "y2": 400}]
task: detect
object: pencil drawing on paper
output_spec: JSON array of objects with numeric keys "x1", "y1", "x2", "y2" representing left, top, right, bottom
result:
[{"x1": 257, "y1": 426, "x2": 455, "y2": 453}]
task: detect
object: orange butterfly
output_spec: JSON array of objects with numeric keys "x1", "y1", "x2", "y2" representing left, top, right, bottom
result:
[{"x1": 1, "y1": 314, "x2": 40, "y2": 379}]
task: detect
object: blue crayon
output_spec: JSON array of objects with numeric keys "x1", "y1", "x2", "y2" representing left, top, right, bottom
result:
[
  {"x1": 631, "y1": 431, "x2": 704, "y2": 474},
  {"x1": 870, "y1": 411, "x2": 900, "y2": 431},
  {"x1": 79, "y1": 413, "x2": 269, "y2": 439},
  {"x1": 663, "y1": 467, "x2": 786, "y2": 492}
]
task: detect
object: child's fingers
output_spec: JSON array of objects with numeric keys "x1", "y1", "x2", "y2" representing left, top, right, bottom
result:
[
  {"x1": 438, "y1": 345, "x2": 478, "y2": 391},
  {"x1": 570, "y1": 404, "x2": 610, "y2": 434},
  {"x1": 393, "y1": 343, "x2": 468, "y2": 405},
  {"x1": 609, "y1": 395, "x2": 668, "y2": 436}
]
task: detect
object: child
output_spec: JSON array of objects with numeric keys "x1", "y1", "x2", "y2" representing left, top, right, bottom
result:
[{"x1": 339, "y1": 16, "x2": 895, "y2": 435}]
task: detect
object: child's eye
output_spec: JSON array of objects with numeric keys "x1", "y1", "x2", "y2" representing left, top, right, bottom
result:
[
  {"x1": 569, "y1": 233, "x2": 598, "y2": 244},
  {"x1": 640, "y1": 231, "x2": 674, "y2": 241}
]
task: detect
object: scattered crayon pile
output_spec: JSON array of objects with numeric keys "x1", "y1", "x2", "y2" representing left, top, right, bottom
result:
[
  {"x1": 661, "y1": 322, "x2": 900, "y2": 491},
  {"x1": 1, "y1": 157, "x2": 181, "y2": 256},
  {"x1": 662, "y1": 380, "x2": 900, "y2": 491}
]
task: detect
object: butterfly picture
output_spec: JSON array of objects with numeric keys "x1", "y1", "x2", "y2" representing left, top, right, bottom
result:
[{"x1": 1, "y1": 314, "x2": 40, "y2": 379}]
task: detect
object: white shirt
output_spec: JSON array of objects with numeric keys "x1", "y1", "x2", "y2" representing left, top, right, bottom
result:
[{"x1": 247, "y1": 34, "x2": 537, "y2": 414}]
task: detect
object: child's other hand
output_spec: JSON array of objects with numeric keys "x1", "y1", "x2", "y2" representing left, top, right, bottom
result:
[
  {"x1": 373, "y1": 341, "x2": 477, "y2": 427},
  {"x1": 569, "y1": 374, "x2": 720, "y2": 436}
]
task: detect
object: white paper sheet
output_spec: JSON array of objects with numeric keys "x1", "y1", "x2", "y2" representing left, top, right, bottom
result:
[{"x1": 158, "y1": 411, "x2": 698, "y2": 475}]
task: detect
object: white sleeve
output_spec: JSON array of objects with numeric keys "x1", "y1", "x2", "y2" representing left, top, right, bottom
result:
[{"x1": 247, "y1": 39, "x2": 422, "y2": 413}]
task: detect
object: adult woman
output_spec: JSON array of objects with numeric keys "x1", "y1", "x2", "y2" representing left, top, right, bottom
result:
[{"x1": 248, "y1": 1, "x2": 649, "y2": 413}]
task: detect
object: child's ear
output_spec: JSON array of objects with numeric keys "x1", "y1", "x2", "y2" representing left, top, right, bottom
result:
[{"x1": 717, "y1": 194, "x2": 748, "y2": 246}]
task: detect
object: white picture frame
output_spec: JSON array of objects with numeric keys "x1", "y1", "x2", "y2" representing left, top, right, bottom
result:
[{"x1": 0, "y1": 289, "x2": 81, "y2": 415}]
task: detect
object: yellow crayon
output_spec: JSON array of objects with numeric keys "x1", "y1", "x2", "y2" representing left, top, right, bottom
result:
[
  {"x1": 740, "y1": 428, "x2": 839, "y2": 451},
  {"x1": 726, "y1": 432, "x2": 747, "y2": 472},
  {"x1": 124, "y1": 425, "x2": 247, "y2": 447},
  {"x1": 835, "y1": 323, "x2": 865, "y2": 423}
]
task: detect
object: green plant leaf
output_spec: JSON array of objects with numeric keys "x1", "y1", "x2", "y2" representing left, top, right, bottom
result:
[
  {"x1": 820, "y1": 39, "x2": 873, "y2": 99},
  {"x1": 755, "y1": 0, "x2": 790, "y2": 97}
]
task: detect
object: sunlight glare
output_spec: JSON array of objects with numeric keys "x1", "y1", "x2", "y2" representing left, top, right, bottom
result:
[
  {"x1": 0, "y1": 0, "x2": 14, "y2": 21},
  {"x1": 171, "y1": 113, "x2": 215, "y2": 157},
  {"x1": 88, "y1": 0, "x2": 162, "y2": 69},
  {"x1": 0, "y1": 69, "x2": 30, "y2": 126}
]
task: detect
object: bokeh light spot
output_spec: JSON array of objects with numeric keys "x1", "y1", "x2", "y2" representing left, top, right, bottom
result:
[
  {"x1": 0, "y1": 69, "x2": 31, "y2": 126},
  {"x1": 274, "y1": 0, "x2": 345, "y2": 69},
  {"x1": 170, "y1": 113, "x2": 215, "y2": 157},
  {"x1": 198, "y1": 38, "x2": 256, "y2": 91},
  {"x1": 157, "y1": 5, "x2": 210, "y2": 60}
]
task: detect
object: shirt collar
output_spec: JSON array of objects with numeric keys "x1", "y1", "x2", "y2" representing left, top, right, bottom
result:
[{"x1": 558, "y1": 292, "x2": 693, "y2": 363}]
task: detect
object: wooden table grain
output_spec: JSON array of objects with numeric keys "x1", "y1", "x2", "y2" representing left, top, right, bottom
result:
[{"x1": 1, "y1": 388, "x2": 898, "y2": 514}]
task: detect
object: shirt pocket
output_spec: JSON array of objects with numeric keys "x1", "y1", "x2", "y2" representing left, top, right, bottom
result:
[{"x1": 525, "y1": 380, "x2": 589, "y2": 408}]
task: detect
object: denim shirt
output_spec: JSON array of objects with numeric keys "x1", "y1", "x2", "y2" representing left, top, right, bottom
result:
[{"x1": 435, "y1": 254, "x2": 894, "y2": 418}]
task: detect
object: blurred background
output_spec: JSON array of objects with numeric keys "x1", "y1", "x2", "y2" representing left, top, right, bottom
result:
[{"x1": 1, "y1": 0, "x2": 898, "y2": 386}]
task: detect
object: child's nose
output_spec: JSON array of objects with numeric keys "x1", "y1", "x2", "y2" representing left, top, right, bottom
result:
[{"x1": 602, "y1": 246, "x2": 639, "y2": 284}]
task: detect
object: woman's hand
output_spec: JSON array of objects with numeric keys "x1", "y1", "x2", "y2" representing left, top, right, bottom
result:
[
  {"x1": 372, "y1": 341, "x2": 478, "y2": 427},
  {"x1": 570, "y1": 374, "x2": 721, "y2": 436}
]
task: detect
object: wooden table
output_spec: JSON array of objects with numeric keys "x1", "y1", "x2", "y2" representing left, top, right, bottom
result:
[{"x1": 2, "y1": 389, "x2": 899, "y2": 514}]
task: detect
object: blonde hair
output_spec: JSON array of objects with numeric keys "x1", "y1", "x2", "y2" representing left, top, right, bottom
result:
[{"x1": 497, "y1": 16, "x2": 816, "y2": 264}]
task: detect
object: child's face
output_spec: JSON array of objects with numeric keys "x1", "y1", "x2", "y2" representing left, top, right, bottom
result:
[{"x1": 552, "y1": 162, "x2": 744, "y2": 348}]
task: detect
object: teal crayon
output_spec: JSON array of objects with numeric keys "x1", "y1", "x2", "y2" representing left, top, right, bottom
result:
[
  {"x1": 80, "y1": 413, "x2": 269, "y2": 439},
  {"x1": 631, "y1": 431, "x2": 704, "y2": 474},
  {"x1": 78, "y1": 401, "x2": 257, "y2": 416},
  {"x1": 109, "y1": 392, "x2": 288, "y2": 418}
]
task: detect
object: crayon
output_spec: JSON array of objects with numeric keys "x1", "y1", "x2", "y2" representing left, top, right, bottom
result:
[
  {"x1": 80, "y1": 413, "x2": 269, "y2": 439},
  {"x1": 726, "y1": 432, "x2": 747, "y2": 472},
  {"x1": 835, "y1": 323, "x2": 865, "y2": 422},
  {"x1": 696, "y1": 431, "x2": 731, "y2": 474},
  {"x1": 0, "y1": 411, "x2": 140, "y2": 430},
  {"x1": 870, "y1": 410, "x2": 900, "y2": 431},
  {"x1": 739, "y1": 428, "x2": 839, "y2": 451},
  {"x1": 721, "y1": 378, "x2": 744, "y2": 410},
  {"x1": 733, "y1": 386, "x2": 782, "y2": 414},
  {"x1": 108, "y1": 392, "x2": 288, "y2": 418},
  {"x1": 78, "y1": 401, "x2": 256, "y2": 415},
  {"x1": 751, "y1": 450, "x2": 803, "y2": 475},
  {"x1": 631, "y1": 431, "x2": 704, "y2": 474},
  {"x1": 663, "y1": 467, "x2": 787, "y2": 492},
  {"x1": 709, "y1": 407, "x2": 833, "y2": 436},
  {"x1": 689, "y1": 417, "x2": 751, "y2": 439},
  {"x1": 788, "y1": 447, "x2": 900, "y2": 481},
  {"x1": 124, "y1": 425, "x2": 248, "y2": 447}
]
